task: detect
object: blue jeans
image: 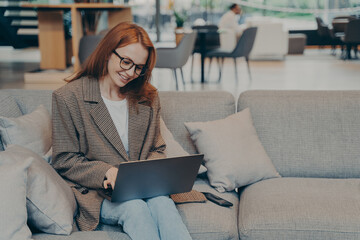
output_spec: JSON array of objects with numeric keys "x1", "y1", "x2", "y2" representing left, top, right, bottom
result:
[{"x1": 100, "y1": 196, "x2": 192, "y2": 240}]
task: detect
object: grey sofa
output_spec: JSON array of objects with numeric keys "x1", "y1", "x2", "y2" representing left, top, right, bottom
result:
[{"x1": 1, "y1": 89, "x2": 360, "y2": 240}]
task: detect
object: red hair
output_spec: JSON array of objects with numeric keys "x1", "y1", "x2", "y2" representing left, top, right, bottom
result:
[{"x1": 67, "y1": 22, "x2": 157, "y2": 105}]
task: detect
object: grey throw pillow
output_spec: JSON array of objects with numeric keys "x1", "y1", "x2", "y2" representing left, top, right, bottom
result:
[
  {"x1": 0, "y1": 95, "x2": 22, "y2": 117},
  {"x1": 0, "y1": 104, "x2": 52, "y2": 159},
  {"x1": 0, "y1": 95, "x2": 22, "y2": 151},
  {"x1": 5, "y1": 145, "x2": 77, "y2": 235},
  {"x1": 160, "y1": 117, "x2": 207, "y2": 174},
  {"x1": 0, "y1": 151, "x2": 32, "y2": 240},
  {"x1": 184, "y1": 108, "x2": 280, "y2": 192}
]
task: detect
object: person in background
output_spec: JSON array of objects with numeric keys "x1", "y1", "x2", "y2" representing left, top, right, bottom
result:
[
  {"x1": 218, "y1": 3, "x2": 246, "y2": 38},
  {"x1": 52, "y1": 22, "x2": 192, "y2": 240}
]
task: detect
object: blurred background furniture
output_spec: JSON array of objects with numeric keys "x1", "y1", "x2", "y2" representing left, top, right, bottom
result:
[
  {"x1": 315, "y1": 17, "x2": 332, "y2": 44},
  {"x1": 205, "y1": 27, "x2": 257, "y2": 82},
  {"x1": 21, "y1": 3, "x2": 132, "y2": 71},
  {"x1": 315, "y1": 17, "x2": 338, "y2": 54},
  {"x1": 190, "y1": 24, "x2": 220, "y2": 83},
  {"x1": 78, "y1": 35, "x2": 103, "y2": 65},
  {"x1": 288, "y1": 34, "x2": 307, "y2": 55},
  {"x1": 331, "y1": 15, "x2": 357, "y2": 57},
  {"x1": 332, "y1": 15, "x2": 357, "y2": 36},
  {"x1": 244, "y1": 18, "x2": 288, "y2": 60},
  {"x1": 341, "y1": 19, "x2": 360, "y2": 60},
  {"x1": 155, "y1": 31, "x2": 196, "y2": 90}
]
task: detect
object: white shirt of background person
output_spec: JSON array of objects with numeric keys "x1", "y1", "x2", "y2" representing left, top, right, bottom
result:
[{"x1": 218, "y1": 4, "x2": 246, "y2": 38}]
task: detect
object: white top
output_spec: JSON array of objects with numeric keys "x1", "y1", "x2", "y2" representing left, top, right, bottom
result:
[
  {"x1": 218, "y1": 10, "x2": 246, "y2": 38},
  {"x1": 102, "y1": 96, "x2": 129, "y2": 155}
]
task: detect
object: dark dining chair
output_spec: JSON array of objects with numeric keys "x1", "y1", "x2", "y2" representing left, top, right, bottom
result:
[
  {"x1": 316, "y1": 17, "x2": 332, "y2": 42},
  {"x1": 315, "y1": 17, "x2": 340, "y2": 54},
  {"x1": 341, "y1": 19, "x2": 360, "y2": 60},
  {"x1": 205, "y1": 27, "x2": 257, "y2": 82},
  {"x1": 332, "y1": 15, "x2": 357, "y2": 35},
  {"x1": 155, "y1": 31, "x2": 197, "y2": 90}
]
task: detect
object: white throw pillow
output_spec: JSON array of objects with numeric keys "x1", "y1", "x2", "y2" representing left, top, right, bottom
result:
[
  {"x1": 4, "y1": 145, "x2": 77, "y2": 235},
  {"x1": 0, "y1": 152, "x2": 32, "y2": 240},
  {"x1": 184, "y1": 108, "x2": 280, "y2": 192},
  {"x1": 0, "y1": 104, "x2": 52, "y2": 159},
  {"x1": 160, "y1": 117, "x2": 207, "y2": 174}
]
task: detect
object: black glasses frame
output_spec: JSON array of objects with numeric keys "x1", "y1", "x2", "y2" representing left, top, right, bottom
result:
[{"x1": 112, "y1": 50, "x2": 146, "y2": 76}]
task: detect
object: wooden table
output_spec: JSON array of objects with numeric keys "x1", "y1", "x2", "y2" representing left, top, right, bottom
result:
[{"x1": 21, "y1": 3, "x2": 132, "y2": 71}]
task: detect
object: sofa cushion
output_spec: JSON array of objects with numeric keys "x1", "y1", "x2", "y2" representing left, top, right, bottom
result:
[
  {"x1": 177, "y1": 178, "x2": 239, "y2": 240},
  {"x1": 4, "y1": 145, "x2": 77, "y2": 235},
  {"x1": 159, "y1": 91, "x2": 235, "y2": 154},
  {"x1": 96, "y1": 178, "x2": 239, "y2": 240},
  {"x1": 0, "y1": 95, "x2": 22, "y2": 117},
  {"x1": 185, "y1": 108, "x2": 280, "y2": 193},
  {"x1": 238, "y1": 90, "x2": 360, "y2": 178},
  {"x1": 0, "y1": 105, "x2": 52, "y2": 158},
  {"x1": 33, "y1": 231, "x2": 131, "y2": 240},
  {"x1": 0, "y1": 95, "x2": 22, "y2": 151},
  {"x1": 0, "y1": 151, "x2": 32, "y2": 240},
  {"x1": 238, "y1": 177, "x2": 360, "y2": 240},
  {"x1": 0, "y1": 89, "x2": 53, "y2": 114},
  {"x1": 160, "y1": 117, "x2": 207, "y2": 174}
]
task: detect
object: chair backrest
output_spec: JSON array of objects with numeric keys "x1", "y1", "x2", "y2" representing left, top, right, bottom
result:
[
  {"x1": 78, "y1": 35, "x2": 103, "y2": 65},
  {"x1": 333, "y1": 15, "x2": 357, "y2": 21},
  {"x1": 332, "y1": 15, "x2": 357, "y2": 33},
  {"x1": 177, "y1": 31, "x2": 197, "y2": 66},
  {"x1": 315, "y1": 17, "x2": 330, "y2": 37},
  {"x1": 230, "y1": 27, "x2": 257, "y2": 58},
  {"x1": 344, "y1": 19, "x2": 360, "y2": 43},
  {"x1": 155, "y1": 31, "x2": 197, "y2": 68},
  {"x1": 192, "y1": 25, "x2": 220, "y2": 52}
]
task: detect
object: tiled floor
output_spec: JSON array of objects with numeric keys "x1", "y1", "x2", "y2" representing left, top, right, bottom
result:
[{"x1": 1, "y1": 46, "x2": 360, "y2": 99}]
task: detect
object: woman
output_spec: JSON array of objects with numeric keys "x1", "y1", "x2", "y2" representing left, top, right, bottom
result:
[{"x1": 52, "y1": 22, "x2": 192, "y2": 240}]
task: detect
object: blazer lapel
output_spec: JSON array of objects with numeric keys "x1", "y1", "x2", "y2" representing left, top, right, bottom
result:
[
  {"x1": 83, "y1": 77, "x2": 129, "y2": 161},
  {"x1": 128, "y1": 101, "x2": 151, "y2": 160}
]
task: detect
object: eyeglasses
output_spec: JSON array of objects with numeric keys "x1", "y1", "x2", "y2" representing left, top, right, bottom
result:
[{"x1": 112, "y1": 50, "x2": 146, "y2": 76}]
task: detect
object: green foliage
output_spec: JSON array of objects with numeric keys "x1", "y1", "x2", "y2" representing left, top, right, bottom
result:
[{"x1": 174, "y1": 10, "x2": 187, "y2": 28}]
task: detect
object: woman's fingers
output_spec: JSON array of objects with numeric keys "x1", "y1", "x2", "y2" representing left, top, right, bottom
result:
[
  {"x1": 110, "y1": 180, "x2": 115, "y2": 190},
  {"x1": 103, "y1": 179, "x2": 111, "y2": 189},
  {"x1": 104, "y1": 167, "x2": 118, "y2": 190}
]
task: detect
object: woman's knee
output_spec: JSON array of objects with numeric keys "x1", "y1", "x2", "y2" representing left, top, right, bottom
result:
[
  {"x1": 120, "y1": 199, "x2": 150, "y2": 217},
  {"x1": 147, "y1": 196, "x2": 175, "y2": 209}
]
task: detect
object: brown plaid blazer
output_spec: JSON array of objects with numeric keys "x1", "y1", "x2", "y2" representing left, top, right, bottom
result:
[{"x1": 51, "y1": 77, "x2": 166, "y2": 231}]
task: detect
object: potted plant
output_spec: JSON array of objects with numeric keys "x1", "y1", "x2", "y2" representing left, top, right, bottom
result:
[
  {"x1": 174, "y1": 10, "x2": 186, "y2": 28},
  {"x1": 173, "y1": 10, "x2": 187, "y2": 45}
]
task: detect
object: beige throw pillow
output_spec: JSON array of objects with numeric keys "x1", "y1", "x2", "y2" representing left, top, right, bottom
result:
[
  {"x1": 184, "y1": 108, "x2": 280, "y2": 192},
  {"x1": 160, "y1": 117, "x2": 207, "y2": 174},
  {"x1": 4, "y1": 145, "x2": 77, "y2": 235},
  {"x1": 0, "y1": 153, "x2": 32, "y2": 240}
]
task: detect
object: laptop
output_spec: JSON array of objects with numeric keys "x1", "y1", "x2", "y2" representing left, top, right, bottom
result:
[{"x1": 110, "y1": 154, "x2": 204, "y2": 203}]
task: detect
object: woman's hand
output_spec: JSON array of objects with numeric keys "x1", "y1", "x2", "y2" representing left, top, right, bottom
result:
[{"x1": 103, "y1": 167, "x2": 118, "y2": 190}]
